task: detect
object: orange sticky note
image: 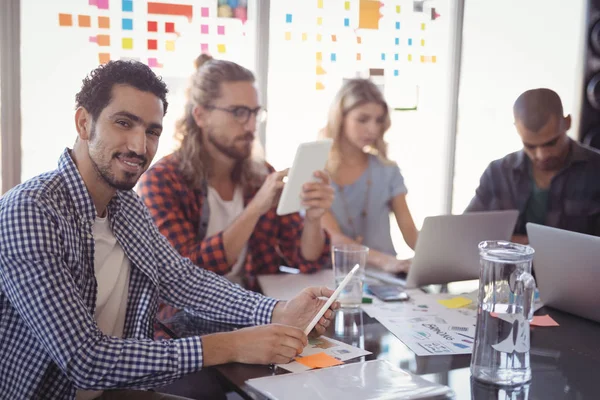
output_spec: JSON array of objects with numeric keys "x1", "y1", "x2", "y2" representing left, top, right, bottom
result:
[
  {"x1": 358, "y1": 0, "x2": 381, "y2": 30},
  {"x1": 302, "y1": 32, "x2": 308, "y2": 41},
  {"x1": 97, "y1": 35, "x2": 111, "y2": 46},
  {"x1": 58, "y1": 13, "x2": 73, "y2": 27},
  {"x1": 98, "y1": 16, "x2": 110, "y2": 29},
  {"x1": 78, "y1": 15, "x2": 91, "y2": 27},
  {"x1": 331, "y1": 34, "x2": 337, "y2": 42},
  {"x1": 531, "y1": 315, "x2": 559, "y2": 327},
  {"x1": 285, "y1": 32, "x2": 291, "y2": 41},
  {"x1": 356, "y1": 53, "x2": 362, "y2": 61},
  {"x1": 316, "y1": 82, "x2": 325, "y2": 90},
  {"x1": 356, "y1": 36, "x2": 362, "y2": 44},
  {"x1": 98, "y1": 53, "x2": 110, "y2": 64},
  {"x1": 295, "y1": 352, "x2": 343, "y2": 369}
]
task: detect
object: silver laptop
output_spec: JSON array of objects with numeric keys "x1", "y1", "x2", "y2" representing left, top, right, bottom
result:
[
  {"x1": 527, "y1": 223, "x2": 600, "y2": 323},
  {"x1": 402, "y1": 210, "x2": 519, "y2": 287}
]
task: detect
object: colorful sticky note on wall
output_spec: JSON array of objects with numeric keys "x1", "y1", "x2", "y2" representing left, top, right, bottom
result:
[
  {"x1": 148, "y1": 57, "x2": 162, "y2": 68},
  {"x1": 317, "y1": 0, "x2": 324, "y2": 9},
  {"x1": 316, "y1": 52, "x2": 322, "y2": 61},
  {"x1": 356, "y1": 53, "x2": 361, "y2": 61},
  {"x1": 344, "y1": 18, "x2": 350, "y2": 27},
  {"x1": 345, "y1": 1, "x2": 351, "y2": 10},
  {"x1": 421, "y1": 39, "x2": 425, "y2": 46},
  {"x1": 59, "y1": 13, "x2": 73, "y2": 27},
  {"x1": 408, "y1": 54, "x2": 413, "y2": 62},
  {"x1": 316, "y1": 82, "x2": 325, "y2": 90},
  {"x1": 147, "y1": 39, "x2": 158, "y2": 50},
  {"x1": 420, "y1": 55, "x2": 426, "y2": 63},
  {"x1": 201, "y1": 43, "x2": 209, "y2": 53},
  {"x1": 395, "y1": 21, "x2": 400, "y2": 29},
  {"x1": 99, "y1": 53, "x2": 110, "y2": 64},
  {"x1": 331, "y1": 34, "x2": 337, "y2": 42},
  {"x1": 217, "y1": 44, "x2": 226, "y2": 53},
  {"x1": 408, "y1": 38, "x2": 413, "y2": 46},
  {"x1": 317, "y1": 17, "x2": 323, "y2": 25},
  {"x1": 394, "y1": 53, "x2": 399, "y2": 61},
  {"x1": 394, "y1": 69, "x2": 399, "y2": 76},
  {"x1": 316, "y1": 34, "x2": 322, "y2": 42},
  {"x1": 98, "y1": 16, "x2": 110, "y2": 29},
  {"x1": 218, "y1": 25, "x2": 225, "y2": 35},
  {"x1": 432, "y1": 55, "x2": 437, "y2": 63},
  {"x1": 316, "y1": 65, "x2": 326, "y2": 75},
  {"x1": 122, "y1": 18, "x2": 133, "y2": 30},
  {"x1": 166, "y1": 40, "x2": 175, "y2": 51},
  {"x1": 148, "y1": 21, "x2": 157, "y2": 32},
  {"x1": 89, "y1": 36, "x2": 98, "y2": 43},
  {"x1": 358, "y1": 0, "x2": 380, "y2": 30},
  {"x1": 396, "y1": 5, "x2": 401, "y2": 13},
  {"x1": 421, "y1": 23, "x2": 426, "y2": 30},
  {"x1": 122, "y1": 38, "x2": 133, "y2": 50},
  {"x1": 201, "y1": 7, "x2": 209, "y2": 17},
  {"x1": 357, "y1": 36, "x2": 362, "y2": 44},
  {"x1": 201, "y1": 24, "x2": 209, "y2": 34},
  {"x1": 302, "y1": 33, "x2": 308, "y2": 41},
  {"x1": 395, "y1": 37, "x2": 399, "y2": 45},
  {"x1": 331, "y1": 53, "x2": 336, "y2": 62},
  {"x1": 165, "y1": 22, "x2": 175, "y2": 33},
  {"x1": 381, "y1": 53, "x2": 385, "y2": 61},
  {"x1": 285, "y1": 32, "x2": 291, "y2": 40},
  {"x1": 78, "y1": 15, "x2": 91, "y2": 27},
  {"x1": 122, "y1": 0, "x2": 133, "y2": 12},
  {"x1": 97, "y1": 34, "x2": 110, "y2": 46},
  {"x1": 286, "y1": 13, "x2": 292, "y2": 23},
  {"x1": 90, "y1": 0, "x2": 110, "y2": 10}
]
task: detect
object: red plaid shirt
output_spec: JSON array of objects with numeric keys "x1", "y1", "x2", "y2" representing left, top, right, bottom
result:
[{"x1": 138, "y1": 154, "x2": 331, "y2": 337}]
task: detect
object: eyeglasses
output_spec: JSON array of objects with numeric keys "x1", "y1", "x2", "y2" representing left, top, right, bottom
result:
[{"x1": 205, "y1": 105, "x2": 267, "y2": 125}]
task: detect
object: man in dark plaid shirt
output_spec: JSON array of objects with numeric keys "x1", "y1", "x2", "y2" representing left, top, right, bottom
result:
[
  {"x1": 0, "y1": 61, "x2": 338, "y2": 400},
  {"x1": 466, "y1": 88, "x2": 600, "y2": 243}
]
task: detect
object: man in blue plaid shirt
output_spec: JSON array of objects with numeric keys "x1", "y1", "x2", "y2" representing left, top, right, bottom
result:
[{"x1": 0, "y1": 61, "x2": 337, "y2": 400}]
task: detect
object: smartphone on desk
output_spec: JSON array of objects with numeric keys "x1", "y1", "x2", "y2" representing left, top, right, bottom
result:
[{"x1": 368, "y1": 284, "x2": 410, "y2": 302}]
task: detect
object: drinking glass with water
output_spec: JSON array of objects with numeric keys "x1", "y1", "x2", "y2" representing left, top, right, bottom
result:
[
  {"x1": 471, "y1": 240, "x2": 536, "y2": 386},
  {"x1": 332, "y1": 244, "x2": 368, "y2": 308}
]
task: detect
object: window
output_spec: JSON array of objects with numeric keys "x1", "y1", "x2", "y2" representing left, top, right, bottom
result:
[
  {"x1": 267, "y1": 0, "x2": 456, "y2": 257},
  {"x1": 21, "y1": 0, "x2": 256, "y2": 181}
]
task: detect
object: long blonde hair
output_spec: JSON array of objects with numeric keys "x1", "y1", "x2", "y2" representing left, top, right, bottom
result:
[
  {"x1": 321, "y1": 79, "x2": 392, "y2": 174},
  {"x1": 175, "y1": 54, "x2": 267, "y2": 191}
]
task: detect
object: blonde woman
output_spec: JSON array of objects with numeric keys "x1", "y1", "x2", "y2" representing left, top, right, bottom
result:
[{"x1": 322, "y1": 79, "x2": 418, "y2": 274}]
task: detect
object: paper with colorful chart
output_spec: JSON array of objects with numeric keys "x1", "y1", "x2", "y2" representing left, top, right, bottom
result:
[
  {"x1": 276, "y1": 336, "x2": 371, "y2": 373},
  {"x1": 362, "y1": 290, "x2": 479, "y2": 356}
]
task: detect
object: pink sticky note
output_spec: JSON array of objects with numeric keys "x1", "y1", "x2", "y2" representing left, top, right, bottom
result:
[
  {"x1": 148, "y1": 58, "x2": 160, "y2": 68},
  {"x1": 89, "y1": 0, "x2": 97, "y2": 5},
  {"x1": 96, "y1": 0, "x2": 109, "y2": 9},
  {"x1": 531, "y1": 315, "x2": 559, "y2": 327},
  {"x1": 89, "y1": 36, "x2": 97, "y2": 43},
  {"x1": 217, "y1": 25, "x2": 225, "y2": 35},
  {"x1": 201, "y1": 7, "x2": 209, "y2": 17},
  {"x1": 201, "y1": 43, "x2": 209, "y2": 53},
  {"x1": 201, "y1": 24, "x2": 209, "y2": 34}
]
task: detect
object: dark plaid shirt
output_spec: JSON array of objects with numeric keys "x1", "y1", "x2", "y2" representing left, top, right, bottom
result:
[{"x1": 466, "y1": 139, "x2": 600, "y2": 237}]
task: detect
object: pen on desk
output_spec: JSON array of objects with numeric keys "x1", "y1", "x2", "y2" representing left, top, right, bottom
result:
[{"x1": 279, "y1": 266, "x2": 300, "y2": 274}]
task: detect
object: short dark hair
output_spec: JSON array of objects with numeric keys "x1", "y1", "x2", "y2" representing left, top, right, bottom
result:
[
  {"x1": 513, "y1": 88, "x2": 564, "y2": 132},
  {"x1": 75, "y1": 60, "x2": 169, "y2": 121}
]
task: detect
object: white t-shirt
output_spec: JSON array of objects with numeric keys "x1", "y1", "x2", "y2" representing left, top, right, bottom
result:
[
  {"x1": 76, "y1": 214, "x2": 131, "y2": 400},
  {"x1": 206, "y1": 185, "x2": 247, "y2": 285}
]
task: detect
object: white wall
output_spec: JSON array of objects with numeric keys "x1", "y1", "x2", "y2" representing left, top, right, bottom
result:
[{"x1": 452, "y1": 0, "x2": 587, "y2": 213}]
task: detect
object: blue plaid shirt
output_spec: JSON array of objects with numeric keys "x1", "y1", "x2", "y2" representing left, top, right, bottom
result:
[{"x1": 0, "y1": 149, "x2": 277, "y2": 399}]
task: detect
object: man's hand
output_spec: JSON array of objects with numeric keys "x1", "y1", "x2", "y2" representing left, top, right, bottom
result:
[
  {"x1": 272, "y1": 286, "x2": 340, "y2": 336},
  {"x1": 381, "y1": 257, "x2": 412, "y2": 274},
  {"x1": 248, "y1": 169, "x2": 288, "y2": 216},
  {"x1": 302, "y1": 171, "x2": 334, "y2": 222},
  {"x1": 203, "y1": 324, "x2": 307, "y2": 366}
]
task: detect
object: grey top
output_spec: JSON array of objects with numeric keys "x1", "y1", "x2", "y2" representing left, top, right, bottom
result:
[{"x1": 330, "y1": 155, "x2": 408, "y2": 255}]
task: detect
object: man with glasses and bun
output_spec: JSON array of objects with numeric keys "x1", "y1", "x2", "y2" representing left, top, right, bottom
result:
[
  {"x1": 466, "y1": 88, "x2": 600, "y2": 244},
  {"x1": 138, "y1": 55, "x2": 333, "y2": 312}
]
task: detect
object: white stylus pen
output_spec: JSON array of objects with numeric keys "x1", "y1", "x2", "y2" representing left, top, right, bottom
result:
[{"x1": 303, "y1": 264, "x2": 360, "y2": 335}]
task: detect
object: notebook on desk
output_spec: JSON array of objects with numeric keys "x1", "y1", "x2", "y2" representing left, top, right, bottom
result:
[
  {"x1": 367, "y1": 210, "x2": 519, "y2": 288},
  {"x1": 527, "y1": 223, "x2": 600, "y2": 323},
  {"x1": 246, "y1": 359, "x2": 454, "y2": 400}
]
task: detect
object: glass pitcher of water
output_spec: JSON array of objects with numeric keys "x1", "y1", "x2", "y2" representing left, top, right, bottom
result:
[{"x1": 470, "y1": 241, "x2": 536, "y2": 386}]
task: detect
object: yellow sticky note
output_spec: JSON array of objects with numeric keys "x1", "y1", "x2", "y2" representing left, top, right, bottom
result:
[
  {"x1": 316, "y1": 51, "x2": 322, "y2": 61},
  {"x1": 345, "y1": 1, "x2": 351, "y2": 10},
  {"x1": 432, "y1": 55, "x2": 437, "y2": 63},
  {"x1": 166, "y1": 40, "x2": 175, "y2": 51},
  {"x1": 438, "y1": 297, "x2": 472, "y2": 309},
  {"x1": 408, "y1": 54, "x2": 412, "y2": 62},
  {"x1": 317, "y1": 17, "x2": 323, "y2": 25},
  {"x1": 316, "y1": 81, "x2": 325, "y2": 90},
  {"x1": 122, "y1": 38, "x2": 133, "y2": 50},
  {"x1": 396, "y1": 5, "x2": 401, "y2": 13},
  {"x1": 316, "y1": 65, "x2": 326, "y2": 75},
  {"x1": 302, "y1": 32, "x2": 308, "y2": 41},
  {"x1": 421, "y1": 39, "x2": 425, "y2": 46},
  {"x1": 420, "y1": 55, "x2": 425, "y2": 63},
  {"x1": 316, "y1": 34, "x2": 322, "y2": 42},
  {"x1": 421, "y1": 22, "x2": 426, "y2": 30},
  {"x1": 295, "y1": 352, "x2": 343, "y2": 369},
  {"x1": 285, "y1": 31, "x2": 291, "y2": 41},
  {"x1": 217, "y1": 44, "x2": 226, "y2": 53},
  {"x1": 317, "y1": 0, "x2": 324, "y2": 8}
]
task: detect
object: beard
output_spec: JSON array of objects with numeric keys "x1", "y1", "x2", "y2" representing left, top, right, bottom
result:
[
  {"x1": 88, "y1": 124, "x2": 148, "y2": 191},
  {"x1": 206, "y1": 126, "x2": 254, "y2": 161}
]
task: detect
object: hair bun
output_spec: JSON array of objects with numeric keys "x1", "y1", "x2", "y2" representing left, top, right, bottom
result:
[{"x1": 194, "y1": 53, "x2": 214, "y2": 70}]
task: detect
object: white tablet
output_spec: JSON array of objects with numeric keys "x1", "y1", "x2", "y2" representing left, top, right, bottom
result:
[{"x1": 276, "y1": 139, "x2": 333, "y2": 216}]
